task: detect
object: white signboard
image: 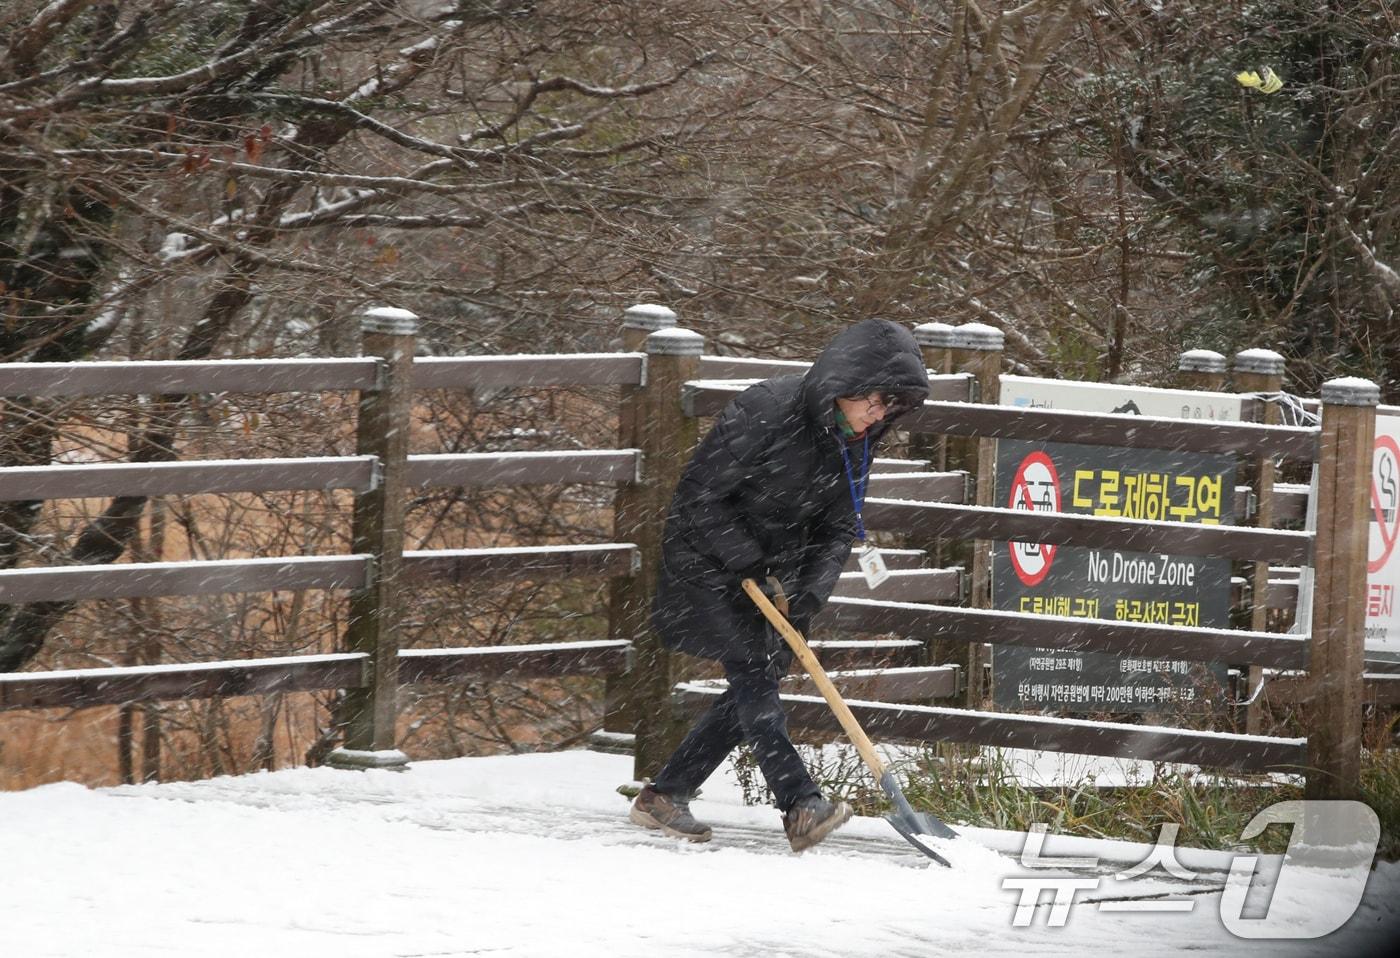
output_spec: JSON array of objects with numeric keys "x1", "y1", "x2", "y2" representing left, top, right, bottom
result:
[
  {"x1": 1368, "y1": 413, "x2": 1400, "y2": 658},
  {"x1": 1000, "y1": 376, "x2": 1245, "y2": 422}
]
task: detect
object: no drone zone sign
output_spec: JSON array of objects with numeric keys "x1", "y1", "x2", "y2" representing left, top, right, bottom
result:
[
  {"x1": 1008, "y1": 451, "x2": 1060, "y2": 587},
  {"x1": 992, "y1": 376, "x2": 1240, "y2": 713}
]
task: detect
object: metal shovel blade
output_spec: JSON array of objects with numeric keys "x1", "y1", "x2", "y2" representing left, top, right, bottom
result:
[{"x1": 880, "y1": 770, "x2": 955, "y2": 867}]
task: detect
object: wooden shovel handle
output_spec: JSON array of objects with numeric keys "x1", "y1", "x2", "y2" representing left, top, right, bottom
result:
[{"x1": 742, "y1": 578, "x2": 889, "y2": 781}]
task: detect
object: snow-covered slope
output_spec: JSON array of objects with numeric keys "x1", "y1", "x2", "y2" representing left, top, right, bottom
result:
[{"x1": 2, "y1": 750, "x2": 1394, "y2": 957}]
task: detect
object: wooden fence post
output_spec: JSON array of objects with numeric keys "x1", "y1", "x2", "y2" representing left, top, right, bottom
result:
[
  {"x1": 603, "y1": 305, "x2": 676, "y2": 742},
  {"x1": 1176, "y1": 349, "x2": 1228, "y2": 392},
  {"x1": 950, "y1": 323, "x2": 1003, "y2": 707},
  {"x1": 912, "y1": 322, "x2": 955, "y2": 473},
  {"x1": 1304, "y1": 377, "x2": 1378, "y2": 800},
  {"x1": 1231, "y1": 348, "x2": 1285, "y2": 733},
  {"x1": 625, "y1": 327, "x2": 704, "y2": 780},
  {"x1": 327, "y1": 307, "x2": 418, "y2": 771},
  {"x1": 911, "y1": 322, "x2": 957, "y2": 668}
]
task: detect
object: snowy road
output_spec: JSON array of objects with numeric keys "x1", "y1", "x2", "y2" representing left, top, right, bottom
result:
[{"x1": 1, "y1": 749, "x2": 1395, "y2": 957}]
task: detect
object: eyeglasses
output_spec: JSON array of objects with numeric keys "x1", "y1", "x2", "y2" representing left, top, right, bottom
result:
[{"x1": 846, "y1": 391, "x2": 894, "y2": 412}]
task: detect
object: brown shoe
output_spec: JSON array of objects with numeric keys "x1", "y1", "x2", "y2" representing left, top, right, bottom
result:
[
  {"x1": 783, "y1": 795, "x2": 853, "y2": 852},
  {"x1": 629, "y1": 785, "x2": 712, "y2": 843}
]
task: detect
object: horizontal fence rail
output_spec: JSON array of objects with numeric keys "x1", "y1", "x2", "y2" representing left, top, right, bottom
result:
[
  {"x1": 780, "y1": 665, "x2": 961, "y2": 701},
  {"x1": 0, "y1": 555, "x2": 370, "y2": 603},
  {"x1": 1265, "y1": 577, "x2": 1300, "y2": 609},
  {"x1": 0, "y1": 654, "x2": 368, "y2": 710},
  {"x1": 0, "y1": 450, "x2": 641, "y2": 502},
  {"x1": 1266, "y1": 671, "x2": 1400, "y2": 708},
  {"x1": 0, "y1": 545, "x2": 639, "y2": 603},
  {"x1": 409, "y1": 450, "x2": 640, "y2": 488},
  {"x1": 818, "y1": 598, "x2": 1310, "y2": 670},
  {"x1": 411, "y1": 354, "x2": 644, "y2": 389},
  {"x1": 398, "y1": 640, "x2": 629, "y2": 684},
  {"x1": 1272, "y1": 483, "x2": 1311, "y2": 523},
  {"x1": 697, "y1": 356, "x2": 812, "y2": 379},
  {"x1": 903, "y1": 401, "x2": 1321, "y2": 461},
  {"x1": 0, "y1": 353, "x2": 648, "y2": 399},
  {"x1": 840, "y1": 548, "x2": 926, "y2": 572},
  {"x1": 866, "y1": 471, "x2": 969, "y2": 503},
  {"x1": 1222, "y1": 485, "x2": 1311, "y2": 524},
  {"x1": 868, "y1": 458, "x2": 932, "y2": 474},
  {"x1": 806, "y1": 639, "x2": 926, "y2": 670},
  {"x1": 0, "y1": 641, "x2": 633, "y2": 711},
  {"x1": 681, "y1": 374, "x2": 975, "y2": 417},
  {"x1": 683, "y1": 665, "x2": 962, "y2": 703},
  {"x1": 0, "y1": 358, "x2": 380, "y2": 397},
  {"x1": 832, "y1": 568, "x2": 962, "y2": 603},
  {"x1": 675, "y1": 685, "x2": 1308, "y2": 774},
  {"x1": 0, "y1": 456, "x2": 379, "y2": 501},
  {"x1": 863, "y1": 498, "x2": 1313, "y2": 566},
  {"x1": 1231, "y1": 574, "x2": 1302, "y2": 610},
  {"x1": 404, "y1": 544, "x2": 639, "y2": 583}
]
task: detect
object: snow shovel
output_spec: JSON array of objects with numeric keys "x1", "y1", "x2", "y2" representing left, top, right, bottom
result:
[{"x1": 742, "y1": 578, "x2": 956, "y2": 867}]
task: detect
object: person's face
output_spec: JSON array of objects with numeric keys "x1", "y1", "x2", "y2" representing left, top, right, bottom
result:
[{"x1": 835, "y1": 391, "x2": 892, "y2": 435}]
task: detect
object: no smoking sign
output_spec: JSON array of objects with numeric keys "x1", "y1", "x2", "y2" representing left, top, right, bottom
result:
[
  {"x1": 1373, "y1": 435, "x2": 1400, "y2": 575},
  {"x1": 1009, "y1": 451, "x2": 1061, "y2": 586}
]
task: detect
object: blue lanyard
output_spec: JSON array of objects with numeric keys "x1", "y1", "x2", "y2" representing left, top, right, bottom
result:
[{"x1": 838, "y1": 434, "x2": 871, "y2": 542}]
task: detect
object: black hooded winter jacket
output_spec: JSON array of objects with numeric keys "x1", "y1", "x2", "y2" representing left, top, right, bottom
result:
[{"x1": 651, "y1": 319, "x2": 931, "y2": 663}]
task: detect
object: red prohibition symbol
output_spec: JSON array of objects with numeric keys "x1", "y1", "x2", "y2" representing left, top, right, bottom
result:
[
  {"x1": 1371, "y1": 435, "x2": 1400, "y2": 575},
  {"x1": 1008, "y1": 450, "x2": 1061, "y2": 587}
]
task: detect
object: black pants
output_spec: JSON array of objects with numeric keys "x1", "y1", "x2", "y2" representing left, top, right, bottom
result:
[{"x1": 652, "y1": 649, "x2": 820, "y2": 812}]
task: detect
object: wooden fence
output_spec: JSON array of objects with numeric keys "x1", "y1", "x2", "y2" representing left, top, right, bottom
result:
[
  {"x1": 0, "y1": 304, "x2": 1387, "y2": 800},
  {"x1": 0, "y1": 305, "x2": 948, "y2": 774}
]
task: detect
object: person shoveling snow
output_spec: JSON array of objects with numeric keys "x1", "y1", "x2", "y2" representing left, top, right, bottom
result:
[{"x1": 630, "y1": 319, "x2": 932, "y2": 853}]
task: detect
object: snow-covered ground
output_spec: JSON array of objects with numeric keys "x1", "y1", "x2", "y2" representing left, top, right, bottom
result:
[{"x1": 2, "y1": 748, "x2": 1395, "y2": 958}]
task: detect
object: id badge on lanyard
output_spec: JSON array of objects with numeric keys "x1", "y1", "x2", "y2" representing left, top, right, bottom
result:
[{"x1": 857, "y1": 544, "x2": 890, "y2": 589}]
